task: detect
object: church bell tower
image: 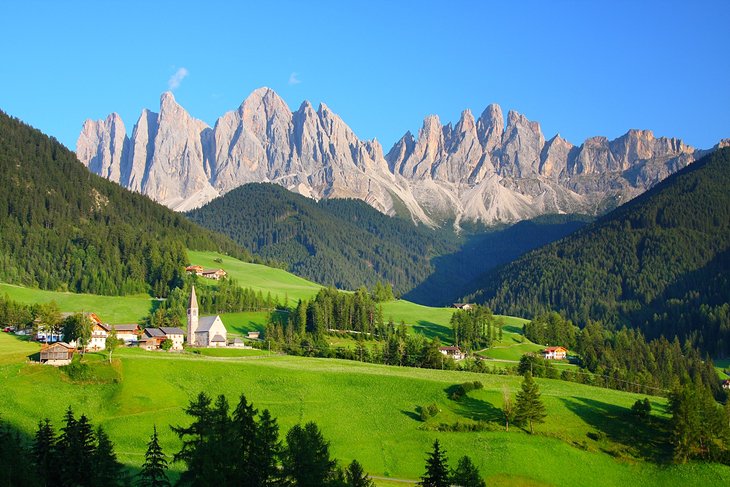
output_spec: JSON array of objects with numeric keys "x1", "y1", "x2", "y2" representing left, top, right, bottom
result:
[{"x1": 187, "y1": 285, "x2": 199, "y2": 346}]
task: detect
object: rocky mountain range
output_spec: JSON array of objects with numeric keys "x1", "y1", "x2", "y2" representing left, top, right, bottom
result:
[{"x1": 77, "y1": 88, "x2": 709, "y2": 227}]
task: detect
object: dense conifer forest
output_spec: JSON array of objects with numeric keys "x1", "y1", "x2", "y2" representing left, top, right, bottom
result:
[
  {"x1": 0, "y1": 111, "x2": 250, "y2": 297},
  {"x1": 186, "y1": 183, "x2": 587, "y2": 301},
  {"x1": 466, "y1": 148, "x2": 730, "y2": 357}
]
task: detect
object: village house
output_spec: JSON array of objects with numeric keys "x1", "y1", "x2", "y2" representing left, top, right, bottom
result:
[
  {"x1": 185, "y1": 265, "x2": 204, "y2": 275},
  {"x1": 112, "y1": 324, "x2": 141, "y2": 345},
  {"x1": 230, "y1": 337, "x2": 246, "y2": 348},
  {"x1": 201, "y1": 268, "x2": 227, "y2": 280},
  {"x1": 187, "y1": 286, "x2": 227, "y2": 347},
  {"x1": 439, "y1": 346, "x2": 465, "y2": 360},
  {"x1": 139, "y1": 327, "x2": 185, "y2": 351},
  {"x1": 543, "y1": 346, "x2": 568, "y2": 360},
  {"x1": 87, "y1": 322, "x2": 111, "y2": 351},
  {"x1": 246, "y1": 331, "x2": 261, "y2": 340},
  {"x1": 39, "y1": 342, "x2": 75, "y2": 366},
  {"x1": 452, "y1": 303, "x2": 473, "y2": 311}
]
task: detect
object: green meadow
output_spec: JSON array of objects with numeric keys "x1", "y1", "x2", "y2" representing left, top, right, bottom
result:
[
  {"x1": 1, "y1": 334, "x2": 728, "y2": 486},
  {"x1": 0, "y1": 282, "x2": 153, "y2": 324}
]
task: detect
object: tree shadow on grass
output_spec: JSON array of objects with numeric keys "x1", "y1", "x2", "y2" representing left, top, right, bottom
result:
[
  {"x1": 401, "y1": 409, "x2": 422, "y2": 422},
  {"x1": 559, "y1": 396, "x2": 672, "y2": 463},
  {"x1": 412, "y1": 321, "x2": 452, "y2": 343},
  {"x1": 444, "y1": 386, "x2": 503, "y2": 423}
]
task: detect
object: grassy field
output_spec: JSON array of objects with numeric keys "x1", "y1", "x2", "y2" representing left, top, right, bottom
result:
[
  {"x1": 0, "y1": 282, "x2": 154, "y2": 324},
  {"x1": 1, "y1": 334, "x2": 728, "y2": 486},
  {"x1": 188, "y1": 250, "x2": 322, "y2": 302}
]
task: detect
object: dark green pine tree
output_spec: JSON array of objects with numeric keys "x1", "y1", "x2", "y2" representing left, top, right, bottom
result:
[
  {"x1": 252, "y1": 409, "x2": 281, "y2": 487},
  {"x1": 515, "y1": 371, "x2": 547, "y2": 434},
  {"x1": 450, "y1": 455, "x2": 485, "y2": 487},
  {"x1": 418, "y1": 439, "x2": 450, "y2": 487},
  {"x1": 345, "y1": 459, "x2": 375, "y2": 487},
  {"x1": 137, "y1": 425, "x2": 171, "y2": 487},
  {"x1": 171, "y1": 392, "x2": 214, "y2": 486},
  {"x1": 93, "y1": 427, "x2": 125, "y2": 487},
  {"x1": 283, "y1": 422, "x2": 338, "y2": 487},
  {"x1": 32, "y1": 418, "x2": 56, "y2": 486},
  {"x1": 0, "y1": 416, "x2": 37, "y2": 487},
  {"x1": 231, "y1": 393, "x2": 258, "y2": 485}
]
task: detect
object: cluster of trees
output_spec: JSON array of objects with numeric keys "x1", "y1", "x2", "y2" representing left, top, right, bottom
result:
[
  {"x1": 417, "y1": 440, "x2": 485, "y2": 487},
  {"x1": 669, "y1": 379, "x2": 730, "y2": 464},
  {"x1": 186, "y1": 183, "x2": 459, "y2": 295},
  {"x1": 468, "y1": 148, "x2": 730, "y2": 356},
  {"x1": 168, "y1": 391, "x2": 374, "y2": 487},
  {"x1": 0, "y1": 110, "x2": 249, "y2": 298},
  {"x1": 0, "y1": 408, "x2": 125, "y2": 486},
  {"x1": 522, "y1": 312, "x2": 722, "y2": 398},
  {"x1": 450, "y1": 305, "x2": 503, "y2": 351},
  {"x1": 0, "y1": 294, "x2": 62, "y2": 331}
]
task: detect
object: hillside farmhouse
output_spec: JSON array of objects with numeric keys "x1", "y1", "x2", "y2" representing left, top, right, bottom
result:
[
  {"x1": 187, "y1": 286, "x2": 227, "y2": 347},
  {"x1": 452, "y1": 303, "x2": 473, "y2": 310},
  {"x1": 543, "y1": 346, "x2": 568, "y2": 360},
  {"x1": 39, "y1": 342, "x2": 75, "y2": 366},
  {"x1": 439, "y1": 346, "x2": 465, "y2": 360},
  {"x1": 185, "y1": 265, "x2": 227, "y2": 280}
]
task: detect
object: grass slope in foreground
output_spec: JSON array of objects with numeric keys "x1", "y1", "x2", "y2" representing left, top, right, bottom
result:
[{"x1": 1, "y1": 335, "x2": 728, "y2": 486}]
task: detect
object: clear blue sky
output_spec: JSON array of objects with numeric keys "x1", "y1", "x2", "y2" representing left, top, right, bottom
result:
[{"x1": 1, "y1": 0, "x2": 728, "y2": 152}]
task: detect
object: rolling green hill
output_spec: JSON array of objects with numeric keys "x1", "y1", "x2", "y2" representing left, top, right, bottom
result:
[
  {"x1": 466, "y1": 148, "x2": 730, "y2": 357},
  {"x1": 0, "y1": 110, "x2": 249, "y2": 297},
  {"x1": 1, "y1": 334, "x2": 728, "y2": 486}
]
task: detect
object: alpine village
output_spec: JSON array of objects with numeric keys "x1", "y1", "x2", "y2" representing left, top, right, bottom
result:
[{"x1": 1, "y1": 2, "x2": 729, "y2": 487}]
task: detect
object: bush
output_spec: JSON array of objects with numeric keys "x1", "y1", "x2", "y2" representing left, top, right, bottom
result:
[
  {"x1": 419, "y1": 403, "x2": 440, "y2": 421},
  {"x1": 631, "y1": 398, "x2": 651, "y2": 419},
  {"x1": 161, "y1": 339, "x2": 173, "y2": 351}
]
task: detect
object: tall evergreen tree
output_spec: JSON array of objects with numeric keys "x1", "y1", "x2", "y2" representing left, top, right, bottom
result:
[
  {"x1": 344, "y1": 459, "x2": 375, "y2": 487},
  {"x1": 93, "y1": 427, "x2": 125, "y2": 486},
  {"x1": 283, "y1": 422, "x2": 338, "y2": 487},
  {"x1": 32, "y1": 418, "x2": 55, "y2": 486},
  {"x1": 418, "y1": 439, "x2": 450, "y2": 487},
  {"x1": 171, "y1": 392, "x2": 214, "y2": 486},
  {"x1": 515, "y1": 371, "x2": 547, "y2": 434},
  {"x1": 450, "y1": 455, "x2": 485, "y2": 487},
  {"x1": 138, "y1": 425, "x2": 171, "y2": 487},
  {"x1": 252, "y1": 409, "x2": 281, "y2": 487},
  {"x1": 231, "y1": 393, "x2": 258, "y2": 485}
]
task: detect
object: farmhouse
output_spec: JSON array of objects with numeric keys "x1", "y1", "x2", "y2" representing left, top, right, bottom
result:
[
  {"x1": 112, "y1": 324, "x2": 140, "y2": 344},
  {"x1": 185, "y1": 265, "x2": 204, "y2": 274},
  {"x1": 439, "y1": 346, "x2": 465, "y2": 360},
  {"x1": 246, "y1": 331, "x2": 261, "y2": 340},
  {"x1": 87, "y1": 322, "x2": 111, "y2": 351},
  {"x1": 201, "y1": 268, "x2": 227, "y2": 280},
  {"x1": 139, "y1": 327, "x2": 185, "y2": 351},
  {"x1": 187, "y1": 286, "x2": 227, "y2": 347},
  {"x1": 543, "y1": 346, "x2": 568, "y2": 360},
  {"x1": 39, "y1": 342, "x2": 75, "y2": 366},
  {"x1": 452, "y1": 303, "x2": 473, "y2": 310}
]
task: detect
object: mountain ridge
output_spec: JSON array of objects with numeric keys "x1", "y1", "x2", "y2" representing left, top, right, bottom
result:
[{"x1": 78, "y1": 88, "x2": 712, "y2": 226}]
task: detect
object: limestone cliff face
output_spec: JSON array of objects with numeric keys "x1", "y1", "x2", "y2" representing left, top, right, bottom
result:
[{"x1": 77, "y1": 87, "x2": 706, "y2": 226}]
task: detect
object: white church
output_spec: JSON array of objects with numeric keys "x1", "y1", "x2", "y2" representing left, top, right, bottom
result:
[{"x1": 187, "y1": 286, "x2": 228, "y2": 347}]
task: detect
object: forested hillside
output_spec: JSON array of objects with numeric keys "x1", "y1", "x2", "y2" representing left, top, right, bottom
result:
[
  {"x1": 0, "y1": 111, "x2": 249, "y2": 296},
  {"x1": 467, "y1": 148, "x2": 730, "y2": 356},
  {"x1": 186, "y1": 183, "x2": 458, "y2": 293},
  {"x1": 187, "y1": 184, "x2": 587, "y2": 300}
]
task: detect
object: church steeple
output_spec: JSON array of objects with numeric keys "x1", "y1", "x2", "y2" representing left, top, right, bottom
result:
[{"x1": 187, "y1": 286, "x2": 199, "y2": 346}]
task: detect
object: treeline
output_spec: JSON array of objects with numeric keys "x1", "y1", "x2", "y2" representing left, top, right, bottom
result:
[
  {"x1": 186, "y1": 183, "x2": 458, "y2": 295},
  {"x1": 522, "y1": 312, "x2": 722, "y2": 398},
  {"x1": 0, "y1": 408, "x2": 125, "y2": 486},
  {"x1": 0, "y1": 392, "x2": 378, "y2": 487},
  {"x1": 0, "y1": 110, "x2": 250, "y2": 298},
  {"x1": 467, "y1": 148, "x2": 730, "y2": 357}
]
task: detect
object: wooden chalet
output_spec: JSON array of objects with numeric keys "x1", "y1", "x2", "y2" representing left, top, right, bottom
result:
[
  {"x1": 39, "y1": 342, "x2": 75, "y2": 366},
  {"x1": 452, "y1": 303, "x2": 473, "y2": 310},
  {"x1": 439, "y1": 346, "x2": 465, "y2": 360},
  {"x1": 543, "y1": 346, "x2": 568, "y2": 360},
  {"x1": 112, "y1": 324, "x2": 141, "y2": 344},
  {"x1": 185, "y1": 265, "x2": 204, "y2": 275}
]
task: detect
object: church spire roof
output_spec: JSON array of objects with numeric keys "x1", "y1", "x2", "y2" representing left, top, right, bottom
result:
[{"x1": 189, "y1": 285, "x2": 198, "y2": 310}]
